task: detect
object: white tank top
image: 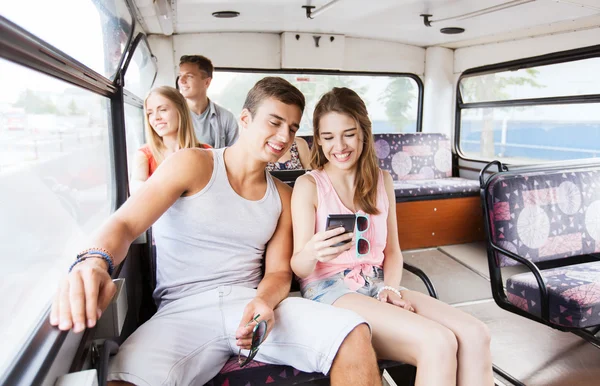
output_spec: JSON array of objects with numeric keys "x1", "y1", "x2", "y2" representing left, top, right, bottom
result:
[{"x1": 152, "y1": 148, "x2": 282, "y2": 306}]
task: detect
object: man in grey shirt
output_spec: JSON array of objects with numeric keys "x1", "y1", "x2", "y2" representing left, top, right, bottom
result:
[{"x1": 178, "y1": 55, "x2": 238, "y2": 148}]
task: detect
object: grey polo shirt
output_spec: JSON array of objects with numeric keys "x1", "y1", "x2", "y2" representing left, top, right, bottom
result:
[{"x1": 190, "y1": 100, "x2": 239, "y2": 148}]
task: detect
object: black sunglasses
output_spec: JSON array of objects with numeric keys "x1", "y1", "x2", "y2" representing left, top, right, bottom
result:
[{"x1": 238, "y1": 318, "x2": 267, "y2": 367}]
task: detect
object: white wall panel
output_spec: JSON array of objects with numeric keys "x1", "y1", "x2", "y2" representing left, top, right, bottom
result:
[
  {"x1": 281, "y1": 32, "x2": 345, "y2": 70},
  {"x1": 165, "y1": 33, "x2": 425, "y2": 75},
  {"x1": 343, "y1": 38, "x2": 425, "y2": 75},
  {"x1": 173, "y1": 33, "x2": 281, "y2": 70},
  {"x1": 147, "y1": 35, "x2": 176, "y2": 88},
  {"x1": 422, "y1": 47, "x2": 454, "y2": 136}
]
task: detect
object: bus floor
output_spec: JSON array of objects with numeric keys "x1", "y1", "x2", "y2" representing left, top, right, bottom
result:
[{"x1": 384, "y1": 242, "x2": 600, "y2": 386}]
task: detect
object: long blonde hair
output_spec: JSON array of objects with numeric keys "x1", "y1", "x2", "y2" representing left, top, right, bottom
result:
[
  {"x1": 311, "y1": 87, "x2": 380, "y2": 215},
  {"x1": 143, "y1": 86, "x2": 201, "y2": 164}
]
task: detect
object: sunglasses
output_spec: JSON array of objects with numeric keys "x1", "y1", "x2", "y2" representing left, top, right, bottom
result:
[
  {"x1": 238, "y1": 315, "x2": 268, "y2": 367},
  {"x1": 356, "y1": 214, "x2": 370, "y2": 257}
]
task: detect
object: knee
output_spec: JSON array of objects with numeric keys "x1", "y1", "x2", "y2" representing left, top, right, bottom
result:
[
  {"x1": 337, "y1": 323, "x2": 375, "y2": 363},
  {"x1": 457, "y1": 318, "x2": 491, "y2": 353},
  {"x1": 419, "y1": 325, "x2": 458, "y2": 363}
]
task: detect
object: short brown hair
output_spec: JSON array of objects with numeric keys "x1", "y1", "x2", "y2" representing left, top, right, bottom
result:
[
  {"x1": 243, "y1": 77, "x2": 305, "y2": 117},
  {"x1": 312, "y1": 87, "x2": 380, "y2": 215},
  {"x1": 179, "y1": 55, "x2": 213, "y2": 78}
]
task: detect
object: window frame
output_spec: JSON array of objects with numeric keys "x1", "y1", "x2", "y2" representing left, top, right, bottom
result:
[
  {"x1": 0, "y1": 1, "x2": 154, "y2": 381},
  {"x1": 121, "y1": 32, "x2": 157, "y2": 100},
  {"x1": 455, "y1": 44, "x2": 600, "y2": 165},
  {"x1": 213, "y1": 67, "x2": 424, "y2": 133}
]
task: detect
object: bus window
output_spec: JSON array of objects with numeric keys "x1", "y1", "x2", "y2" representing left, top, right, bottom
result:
[
  {"x1": 124, "y1": 103, "x2": 145, "y2": 183},
  {"x1": 209, "y1": 72, "x2": 421, "y2": 136},
  {"x1": 0, "y1": 0, "x2": 133, "y2": 80},
  {"x1": 0, "y1": 58, "x2": 114, "y2": 376},
  {"x1": 124, "y1": 36, "x2": 157, "y2": 99},
  {"x1": 458, "y1": 55, "x2": 600, "y2": 163}
]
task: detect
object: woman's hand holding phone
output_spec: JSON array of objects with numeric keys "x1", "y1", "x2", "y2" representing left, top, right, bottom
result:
[{"x1": 305, "y1": 227, "x2": 354, "y2": 263}]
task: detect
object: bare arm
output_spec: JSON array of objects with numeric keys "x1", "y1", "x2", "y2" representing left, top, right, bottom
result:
[
  {"x1": 236, "y1": 179, "x2": 294, "y2": 348},
  {"x1": 88, "y1": 149, "x2": 211, "y2": 266},
  {"x1": 257, "y1": 180, "x2": 294, "y2": 307},
  {"x1": 290, "y1": 175, "x2": 352, "y2": 279},
  {"x1": 381, "y1": 170, "x2": 404, "y2": 288},
  {"x1": 290, "y1": 175, "x2": 319, "y2": 278},
  {"x1": 295, "y1": 137, "x2": 312, "y2": 170},
  {"x1": 50, "y1": 149, "x2": 213, "y2": 332},
  {"x1": 379, "y1": 171, "x2": 414, "y2": 311},
  {"x1": 129, "y1": 150, "x2": 150, "y2": 194}
]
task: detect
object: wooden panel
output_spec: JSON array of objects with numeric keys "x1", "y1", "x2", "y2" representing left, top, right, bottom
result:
[{"x1": 396, "y1": 196, "x2": 485, "y2": 250}]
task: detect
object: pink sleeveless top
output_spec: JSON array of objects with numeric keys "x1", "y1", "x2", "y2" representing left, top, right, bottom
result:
[{"x1": 300, "y1": 168, "x2": 389, "y2": 290}]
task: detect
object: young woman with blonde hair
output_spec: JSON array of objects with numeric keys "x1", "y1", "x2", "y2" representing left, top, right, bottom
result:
[
  {"x1": 291, "y1": 87, "x2": 493, "y2": 386},
  {"x1": 131, "y1": 86, "x2": 211, "y2": 192}
]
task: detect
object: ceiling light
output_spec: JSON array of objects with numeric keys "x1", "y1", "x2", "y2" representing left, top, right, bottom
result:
[
  {"x1": 440, "y1": 27, "x2": 465, "y2": 34},
  {"x1": 212, "y1": 11, "x2": 240, "y2": 18}
]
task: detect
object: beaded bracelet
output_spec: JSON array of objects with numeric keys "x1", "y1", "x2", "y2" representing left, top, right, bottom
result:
[
  {"x1": 376, "y1": 285, "x2": 402, "y2": 301},
  {"x1": 78, "y1": 247, "x2": 115, "y2": 263},
  {"x1": 68, "y1": 249, "x2": 115, "y2": 275}
]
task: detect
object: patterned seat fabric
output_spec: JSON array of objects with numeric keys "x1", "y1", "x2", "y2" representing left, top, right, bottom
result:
[
  {"x1": 299, "y1": 133, "x2": 477, "y2": 200},
  {"x1": 205, "y1": 357, "x2": 325, "y2": 386},
  {"x1": 393, "y1": 178, "x2": 479, "y2": 199},
  {"x1": 486, "y1": 167, "x2": 600, "y2": 267},
  {"x1": 206, "y1": 357, "x2": 403, "y2": 386},
  {"x1": 374, "y1": 133, "x2": 478, "y2": 200},
  {"x1": 506, "y1": 262, "x2": 600, "y2": 328},
  {"x1": 486, "y1": 166, "x2": 600, "y2": 327}
]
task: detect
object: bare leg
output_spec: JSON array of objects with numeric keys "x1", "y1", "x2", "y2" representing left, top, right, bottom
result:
[
  {"x1": 334, "y1": 294, "x2": 458, "y2": 386},
  {"x1": 330, "y1": 323, "x2": 382, "y2": 386},
  {"x1": 402, "y1": 290, "x2": 494, "y2": 386}
]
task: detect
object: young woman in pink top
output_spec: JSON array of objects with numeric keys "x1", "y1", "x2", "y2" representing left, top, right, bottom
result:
[
  {"x1": 131, "y1": 86, "x2": 211, "y2": 193},
  {"x1": 291, "y1": 88, "x2": 493, "y2": 386}
]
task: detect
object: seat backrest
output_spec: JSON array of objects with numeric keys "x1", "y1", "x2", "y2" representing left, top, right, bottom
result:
[
  {"x1": 299, "y1": 133, "x2": 453, "y2": 182},
  {"x1": 485, "y1": 165, "x2": 600, "y2": 267},
  {"x1": 373, "y1": 133, "x2": 452, "y2": 181}
]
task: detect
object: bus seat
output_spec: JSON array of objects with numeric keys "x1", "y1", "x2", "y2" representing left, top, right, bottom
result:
[
  {"x1": 373, "y1": 133, "x2": 479, "y2": 202},
  {"x1": 298, "y1": 133, "x2": 479, "y2": 202},
  {"x1": 481, "y1": 160, "x2": 600, "y2": 346},
  {"x1": 205, "y1": 357, "x2": 402, "y2": 386}
]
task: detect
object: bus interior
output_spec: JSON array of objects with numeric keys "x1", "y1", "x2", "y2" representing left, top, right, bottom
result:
[{"x1": 1, "y1": 0, "x2": 600, "y2": 385}]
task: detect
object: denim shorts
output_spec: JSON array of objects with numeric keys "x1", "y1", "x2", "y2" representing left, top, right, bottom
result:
[{"x1": 301, "y1": 267, "x2": 407, "y2": 305}]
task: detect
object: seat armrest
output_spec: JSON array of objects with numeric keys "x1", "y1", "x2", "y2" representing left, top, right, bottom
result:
[{"x1": 403, "y1": 263, "x2": 438, "y2": 299}]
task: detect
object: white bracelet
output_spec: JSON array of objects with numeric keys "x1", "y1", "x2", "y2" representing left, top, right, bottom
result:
[{"x1": 376, "y1": 285, "x2": 402, "y2": 301}]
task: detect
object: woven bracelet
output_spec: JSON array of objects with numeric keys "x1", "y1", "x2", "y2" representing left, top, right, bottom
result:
[{"x1": 69, "y1": 249, "x2": 115, "y2": 275}]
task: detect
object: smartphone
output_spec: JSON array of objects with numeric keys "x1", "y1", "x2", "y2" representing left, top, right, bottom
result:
[{"x1": 325, "y1": 214, "x2": 356, "y2": 247}]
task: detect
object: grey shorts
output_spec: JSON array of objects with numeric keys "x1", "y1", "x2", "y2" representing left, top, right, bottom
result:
[
  {"x1": 301, "y1": 266, "x2": 407, "y2": 305},
  {"x1": 108, "y1": 285, "x2": 367, "y2": 386}
]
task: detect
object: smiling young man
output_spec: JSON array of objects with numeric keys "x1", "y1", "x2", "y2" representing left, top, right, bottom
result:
[
  {"x1": 177, "y1": 55, "x2": 238, "y2": 148},
  {"x1": 50, "y1": 77, "x2": 381, "y2": 386}
]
